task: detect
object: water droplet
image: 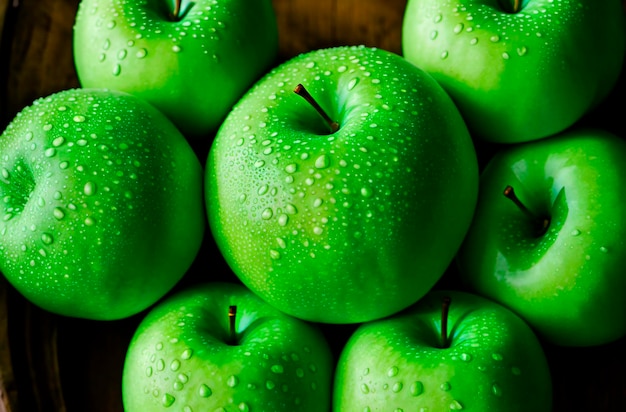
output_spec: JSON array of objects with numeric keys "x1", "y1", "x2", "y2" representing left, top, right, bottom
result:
[
  {"x1": 392, "y1": 382, "x2": 403, "y2": 393},
  {"x1": 198, "y1": 384, "x2": 212, "y2": 398},
  {"x1": 285, "y1": 163, "x2": 297, "y2": 173},
  {"x1": 348, "y1": 77, "x2": 359, "y2": 90},
  {"x1": 112, "y1": 64, "x2": 121, "y2": 76},
  {"x1": 181, "y1": 348, "x2": 193, "y2": 360},
  {"x1": 490, "y1": 35, "x2": 500, "y2": 42},
  {"x1": 492, "y1": 383, "x2": 502, "y2": 396},
  {"x1": 258, "y1": 184, "x2": 269, "y2": 195},
  {"x1": 106, "y1": 20, "x2": 116, "y2": 29},
  {"x1": 117, "y1": 49, "x2": 127, "y2": 60},
  {"x1": 441, "y1": 50, "x2": 449, "y2": 59},
  {"x1": 440, "y1": 382, "x2": 451, "y2": 391},
  {"x1": 41, "y1": 233, "x2": 53, "y2": 245},
  {"x1": 571, "y1": 229, "x2": 581, "y2": 236},
  {"x1": 387, "y1": 366, "x2": 399, "y2": 377},
  {"x1": 430, "y1": 30, "x2": 438, "y2": 40},
  {"x1": 52, "y1": 136, "x2": 65, "y2": 147},
  {"x1": 278, "y1": 214, "x2": 289, "y2": 226},
  {"x1": 337, "y1": 65, "x2": 347, "y2": 73},
  {"x1": 360, "y1": 383, "x2": 370, "y2": 394},
  {"x1": 170, "y1": 360, "x2": 181, "y2": 371},
  {"x1": 136, "y1": 48, "x2": 147, "y2": 59},
  {"x1": 313, "y1": 226, "x2": 323, "y2": 235},
  {"x1": 53, "y1": 207, "x2": 65, "y2": 220},
  {"x1": 44, "y1": 148, "x2": 56, "y2": 157},
  {"x1": 161, "y1": 393, "x2": 175, "y2": 407},
  {"x1": 270, "y1": 249, "x2": 281, "y2": 260},
  {"x1": 262, "y1": 208, "x2": 273, "y2": 220},
  {"x1": 172, "y1": 45, "x2": 182, "y2": 53},
  {"x1": 434, "y1": 13, "x2": 443, "y2": 23},
  {"x1": 502, "y1": 52, "x2": 510, "y2": 60},
  {"x1": 410, "y1": 381, "x2": 424, "y2": 396},
  {"x1": 450, "y1": 400, "x2": 464, "y2": 410},
  {"x1": 453, "y1": 23, "x2": 464, "y2": 34},
  {"x1": 103, "y1": 39, "x2": 111, "y2": 50},
  {"x1": 492, "y1": 353, "x2": 503, "y2": 361},
  {"x1": 254, "y1": 160, "x2": 265, "y2": 168},
  {"x1": 84, "y1": 181, "x2": 97, "y2": 196},
  {"x1": 99, "y1": 53, "x2": 106, "y2": 62},
  {"x1": 266, "y1": 380, "x2": 276, "y2": 390},
  {"x1": 517, "y1": 46, "x2": 528, "y2": 56},
  {"x1": 470, "y1": 37, "x2": 478, "y2": 45},
  {"x1": 315, "y1": 154, "x2": 329, "y2": 169},
  {"x1": 271, "y1": 364, "x2": 284, "y2": 374},
  {"x1": 145, "y1": 366, "x2": 153, "y2": 377},
  {"x1": 600, "y1": 246, "x2": 608, "y2": 253}
]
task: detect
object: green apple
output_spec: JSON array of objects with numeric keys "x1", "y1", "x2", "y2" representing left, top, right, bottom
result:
[
  {"x1": 205, "y1": 45, "x2": 479, "y2": 324},
  {"x1": 456, "y1": 128, "x2": 626, "y2": 346},
  {"x1": 122, "y1": 281, "x2": 334, "y2": 411},
  {"x1": 0, "y1": 88, "x2": 205, "y2": 320},
  {"x1": 333, "y1": 289, "x2": 552, "y2": 411},
  {"x1": 73, "y1": 0, "x2": 279, "y2": 138},
  {"x1": 402, "y1": 0, "x2": 626, "y2": 143}
]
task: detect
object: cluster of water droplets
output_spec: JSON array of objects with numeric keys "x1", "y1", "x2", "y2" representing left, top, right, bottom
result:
[
  {"x1": 134, "y1": 309, "x2": 325, "y2": 410},
  {"x1": 423, "y1": 0, "x2": 569, "y2": 63},
  {"x1": 77, "y1": 0, "x2": 229, "y2": 78},
  {"x1": 0, "y1": 89, "x2": 176, "y2": 301}
]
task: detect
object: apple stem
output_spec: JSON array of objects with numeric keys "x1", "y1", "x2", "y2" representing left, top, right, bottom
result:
[
  {"x1": 441, "y1": 296, "x2": 451, "y2": 348},
  {"x1": 228, "y1": 305, "x2": 237, "y2": 345},
  {"x1": 503, "y1": 185, "x2": 550, "y2": 236},
  {"x1": 168, "y1": 0, "x2": 194, "y2": 21},
  {"x1": 294, "y1": 83, "x2": 340, "y2": 134},
  {"x1": 498, "y1": 0, "x2": 524, "y2": 13}
]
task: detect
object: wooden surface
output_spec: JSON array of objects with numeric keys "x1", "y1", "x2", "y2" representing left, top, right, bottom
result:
[{"x1": 1, "y1": 1, "x2": 625, "y2": 411}]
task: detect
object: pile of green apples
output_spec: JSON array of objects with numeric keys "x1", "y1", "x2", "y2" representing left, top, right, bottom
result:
[{"x1": 1, "y1": 0, "x2": 625, "y2": 411}]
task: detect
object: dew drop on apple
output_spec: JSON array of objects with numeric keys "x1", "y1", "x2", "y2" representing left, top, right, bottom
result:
[
  {"x1": 41, "y1": 233, "x2": 53, "y2": 245},
  {"x1": 198, "y1": 383, "x2": 212, "y2": 398},
  {"x1": 117, "y1": 49, "x2": 127, "y2": 60},
  {"x1": 112, "y1": 64, "x2": 121, "y2": 76},
  {"x1": 161, "y1": 393, "x2": 175, "y2": 407},
  {"x1": 410, "y1": 381, "x2": 424, "y2": 396},
  {"x1": 145, "y1": 366, "x2": 153, "y2": 377},
  {"x1": 347, "y1": 77, "x2": 359, "y2": 91},
  {"x1": 450, "y1": 399, "x2": 464, "y2": 410},
  {"x1": 53, "y1": 207, "x2": 65, "y2": 220},
  {"x1": 360, "y1": 383, "x2": 370, "y2": 394},
  {"x1": 135, "y1": 48, "x2": 147, "y2": 59},
  {"x1": 430, "y1": 30, "x2": 438, "y2": 40}
]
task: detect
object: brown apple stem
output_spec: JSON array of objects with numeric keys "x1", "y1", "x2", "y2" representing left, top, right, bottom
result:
[
  {"x1": 498, "y1": 0, "x2": 523, "y2": 13},
  {"x1": 503, "y1": 185, "x2": 549, "y2": 235},
  {"x1": 228, "y1": 305, "x2": 237, "y2": 344},
  {"x1": 294, "y1": 83, "x2": 340, "y2": 133},
  {"x1": 170, "y1": 0, "x2": 181, "y2": 20},
  {"x1": 441, "y1": 296, "x2": 451, "y2": 348}
]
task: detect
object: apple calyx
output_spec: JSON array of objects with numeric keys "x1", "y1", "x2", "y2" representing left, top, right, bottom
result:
[
  {"x1": 294, "y1": 83, "x2": 340, "y2": 134},
  {"x1": 503, "y1": 185, "x2": 550, "y2": 237},
  {"x1": 228, "y1": 305, "x2": 238, "y2": 345},
  {"x1": 440, "y1": 296, "x2": 452, "y2": 349},
  {"x1": 168, "y1": 0, "x2": 195, "y2": 22},
  {"x1": 498, "y1": 0, "x2": 526, "y2": 13}
]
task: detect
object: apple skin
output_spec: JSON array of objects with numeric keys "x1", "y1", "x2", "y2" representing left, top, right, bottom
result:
[
  {"x1": 456, "y1": 128, "x2": 626, "y2": 346},
  {"x1": 122, "y1": 281, "x2": 334, "y2": 412},
  {"x1": 73, "y1": 0, "x2": 279, "y2": 138},
  {"x1": 333, "y1": 289, "x2": 552, "y2": 412},
  {"x1": 402, "y1": 0, "x2": 626, "y2": 143},
  {"x1": 0, "y1": 88, "x2": 205, "y2": 320},
  {"x1": 205, "y1": 45, "x2": 479, "y2": 324}
]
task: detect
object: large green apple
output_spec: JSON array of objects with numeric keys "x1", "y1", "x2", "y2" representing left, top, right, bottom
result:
[
  {"x1": 333, "y1": 289, "x2": 552, "y2": 411},
  {"x1": 402, "y1": 0, "x2": 626, "y2": 143},
  {"x1": 456, "y1": 128, "x2": 626, "y2": 346},
  {"x1": 206, "y1": 45, "x2": 479, "y2": 324},
  {"x1": 122, "y1": 281, "x2": 334, "y2": 411},
  {"x1": 0, "y1": 88, "x2": 205, "y2": 320},
  {"x1": 73, "y1": 0, "x2": 279, "y2": 138}
]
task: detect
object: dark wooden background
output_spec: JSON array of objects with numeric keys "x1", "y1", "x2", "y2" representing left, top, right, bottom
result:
[{"x1": 1, "y1": 1, "x2": 624, "y2": 411}]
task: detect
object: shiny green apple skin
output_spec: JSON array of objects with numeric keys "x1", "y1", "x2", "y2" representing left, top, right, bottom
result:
[
  {"x1": 205, "y1": 45, "x2": 479, "y2": 324},
  {"x1": 333, "y1": 289, "x2": 552, "y2": 412},
  {"x1": 402, "y1": 0, "x2": 626, "y2": 143},
  {"x1": 456, "y1": 129, "x2": 626, "y2": 346},
  {"x1": 0, "y1": 88, "x2": 205, "y2": 320},
  {"x1": 73, "y1": 0, "x2": 279, "y2": 138},
  {"x1": 122, "y1": 281, "x2": 334, "y2": 412}
]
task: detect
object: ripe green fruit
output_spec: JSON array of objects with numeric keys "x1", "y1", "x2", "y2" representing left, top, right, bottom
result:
[
  {"x1": 333, "y1": 290, "x2": 552, "y2": 411},
  {"x1": 402, "y1": 0, "x2": 626, "y2": 143},
  {"x1": 206, "y1": 45, "x2": 479, "y2": 324},
  {"x1": 122, "y1": 281, "x2": 334, "y2": 411},
  {"x1": 0, "y1": 88, "x2": 205, "y2": 320},
  {"x1": 456, "y1": 128, "x2": 626, "y2": 346},
  {"x1": 73, "y1": 0, "x2": 279, "y2": 138}
]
